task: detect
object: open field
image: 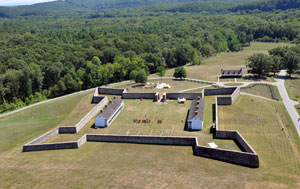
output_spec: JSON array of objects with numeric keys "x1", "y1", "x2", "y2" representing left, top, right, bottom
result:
[
  {"x1": 150, "y1": 42, "x2": 293, "y2": 82},
  {"x1": 218, "y1": 96, "x2": 300, "y2": 187},
  {"x1": 285, "y1": 72, "x2": 300, "y2": 102},
  {"x1": 1, "y1": 87, "x2": 300, "y2": 187},
  {"x1": 104, "y1": 79, "x2": 210, "y2": 93}
]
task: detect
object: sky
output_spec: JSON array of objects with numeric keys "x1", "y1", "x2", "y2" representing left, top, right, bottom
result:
[{"x1": 0, "y1": 0, "x2": 58, "y2": 6}]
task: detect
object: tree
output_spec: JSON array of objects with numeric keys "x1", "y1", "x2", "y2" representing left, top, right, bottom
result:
[
  {"x1": 246, "y1": 53, "x2": 272, "y2": 77},
  {"x1": 129, "y1": 70, "x2": 138, "y2": 81},
  {"x1": 173, "y1": 66, "x2": 187, "y2": 79},
  {"x1": 157, "y1": 66, "x2": 166, "y2": 78},
  {"x1": 283, "y1": 51, "x2": 300, "y2": 77},
  {"x1": 270, "y1": 56, "x2": 282, "y2": 76},
  {"x1": 174, "y1": 44, "x2": 195, "y2": 66},
  {"x1": 135, "y1": 70, "x2": 148, "y2": 84}
]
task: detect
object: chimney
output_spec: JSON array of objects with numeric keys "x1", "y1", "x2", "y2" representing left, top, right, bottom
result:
[
  {"x1": 105, "y1": 105, "x2": 108, "y2": 108},
  {"x1": 195, "y1": 111, "x2": 198, "y2": 115},
  {"x1": 196, "y1": 107, "x2": 199, "y2": 110},
  {"x1": 100, "y1": 110, "x2": 103, "y2": 113},
  {"x1": 197, "y1": 101, "x2": 200, "y2": 105}
]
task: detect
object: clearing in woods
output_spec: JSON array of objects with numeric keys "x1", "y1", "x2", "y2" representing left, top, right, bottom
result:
[{"x1": 149, "y1": 42, "x2": 293, "y2": 82}]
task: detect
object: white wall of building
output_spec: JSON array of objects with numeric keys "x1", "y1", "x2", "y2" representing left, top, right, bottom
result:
[
  {"x1": 188, "y1": 118, "x2": 203, "y2": 130},
  {"x1": 95, "y1": 116, "x2": 107, "y2": 127}
]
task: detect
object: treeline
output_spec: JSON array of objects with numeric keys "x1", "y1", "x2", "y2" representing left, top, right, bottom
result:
[
  {"x1": 231, "y1": 0, "x2": 300, "y2": 12},
  {"x1": 247, "y1": 45, "x2": 300, "y2": 77}
]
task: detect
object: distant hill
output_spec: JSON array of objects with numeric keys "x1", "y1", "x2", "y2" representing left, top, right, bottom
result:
[
  {"x1": 0, "y1": 0, "x2": 251, "y2": 18},
  {"x1": 1, "y1": 0, "x2": 300, "y2": 18}
]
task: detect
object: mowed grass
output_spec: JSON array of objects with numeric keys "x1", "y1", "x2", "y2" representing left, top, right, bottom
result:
[
  {"x1": 105, "y1": 78, "x2": 210, "y2": 93},
  {"x1": 150, "y1": 42, "x2": 292, "y2": 82},
  {"x1": 285, "y1": 72, "x2": 300, "y2": 102},
  {"x1": 47, "y1": 96, "x2": 239, "y2": 151},
  {"x1": 241, "y1": 85, "x2": 273, "y2": 99},
  {"x1": 218, "y1": 95, "x2": 300, "y2": 187},
  {"x1": 0, "y1": 89, "x2": 300, "y2": 187},
  {"x1": 0, "y1": 90, "x2": 95, "y2": 152}
]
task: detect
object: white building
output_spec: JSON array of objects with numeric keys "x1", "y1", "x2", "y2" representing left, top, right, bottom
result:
[
  {"x1": 95, "y1": 97, "x2": 124, "y2": 127},
  {"x1": 187, "y1": 97, "x2": 205, "y2": 130}
]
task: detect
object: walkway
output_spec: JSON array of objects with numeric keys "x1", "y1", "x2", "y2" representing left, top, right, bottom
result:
[{"x1": 276, "y1": 70, "x2": 300, "y2": 136}]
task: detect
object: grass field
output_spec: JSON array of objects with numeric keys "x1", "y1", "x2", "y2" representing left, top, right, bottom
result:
[
  {"x1": 241, "y1": 85, "x2": 273, "y2": 99},
  {"x1": 104, "y1": 78, "x2": 210, "y2": 93},
  {"x1": 1, "y1": 85, "x2": 300, "y2": 187},
  {"x1": 285, "y1": 72, "x2": 300, "y2": 102},
  {"x1": 150, "y1": 42, "x2": 292, "y2": 82},
  {"x1": 218, "y1": 96, "x2": 300, "y2": 187}
]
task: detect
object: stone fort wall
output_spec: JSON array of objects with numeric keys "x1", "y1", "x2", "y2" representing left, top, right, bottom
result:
[
  {"x1": 166, "y1": 93, "x2": 203, "y2": 100},
  {"x1": 98, "y1": 87, "x2": 126, "y2": 95},
  {"x1": 122, "y1": 92, "x2": 157, "y2": 99}
]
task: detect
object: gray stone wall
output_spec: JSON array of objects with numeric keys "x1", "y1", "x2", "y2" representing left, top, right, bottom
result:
[
  {"x1": 194, "y1": 145, "x2": 259, "y2": 168},
  {"x1": 122, "y1": 92, "x2": 156, "y2": 99},
  {"x1": 98, "y1": 87, "x2": 125, "y2": 95},
  {"x1": 216, "y1": 97, "x2": 232, "y2": 105},
  {"x1": 59, "y1": 127, "x2": 77, "y2": 134},
  {"x1": 87, "y1": 134, "x2": 196, "y2": 145},
  {"x1": 28, "y1": 128, "x2": 59, "y2": 145},
  {"x1": 77, "y1": 134, "x2": 87, "y2": 147},
  {"x1": 166, "y1": 93, "x2": 203, "y2": 100},
  {"x1": 204, "y1": 88, "x2": 236, "y2": 96},
  {"x1": 23, "y1": 142, "x2": 78, "y2": 152},
  {"x1": 231, "y1": 87, "x2": 240, "y2": 103}
]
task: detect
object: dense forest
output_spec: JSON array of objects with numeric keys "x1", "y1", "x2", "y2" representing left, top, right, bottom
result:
[{"x1": 0, "y1": 0, "x2": 300, "y2": 112}]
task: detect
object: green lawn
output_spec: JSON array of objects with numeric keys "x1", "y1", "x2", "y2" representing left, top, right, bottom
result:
[
  {"x1": 150, "y1": 42, "x2": 292, "y2": 82},
  {"x1": 285, "y1": 72, "x2": 300, "y2": 102},
  {"x1": 218, "y1": 96, "x2": 300, "y2": 187},
  {"x1": 241, "y1": 85, "x2": 273, "y2": 99},
  {"x1": 0, "y1": 88, "x2": 300, "y2": 187}
]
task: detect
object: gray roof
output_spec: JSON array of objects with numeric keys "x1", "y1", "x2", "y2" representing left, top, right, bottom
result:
[
  {"x1": 99, "y1": 97, "x2": 123, "y2": 119},
  {"x1": 188, "y1": 97, "x2": 205, "y2": 121},
  {"x1": 221, "y1": 68, "x2": 242, "y2": 76}
]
